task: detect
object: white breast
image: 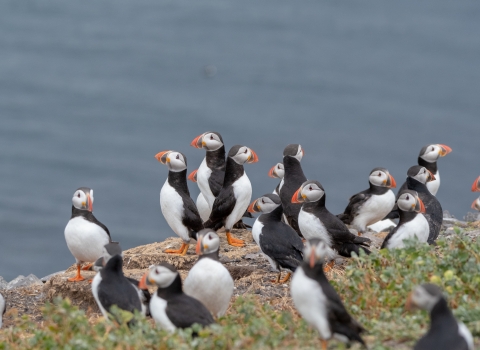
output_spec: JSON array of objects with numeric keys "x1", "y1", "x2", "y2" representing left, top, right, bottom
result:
[
  {"x1": 0, "y1": 293, "x2": 5, "y2": 328},
  {"x1": 196, "y1": 192, "x2": 211, "y2": 222},
  {"x1": 386, "y1": 214, "x2": 429, "y2": 249},
  {"x1": 64, "y1": 217, "x2": 110, "y2": 264},
  {"x1": 91, "y1": 273, "x2": 109, "y2": 318},
  {"x1": 426, "y1": 171, "x2": 440, "y2": 196},
  {"x1": 291, "y1": 267, "x2": 331, "y2": 340},
  {"x1": 352, "y1": 190, "x2": 396, "y2": 231},
  {"x1": 252, "y1": 219, "x2": 281, "y2": 271},
  {"x1": 298, "y1": 209, "x2": 332, "y2": 247},
  {"x1": 197, "y1": 158, "x2": 215, "y2": 208},
  {"x1": 130, "y1": 283, "x2": 148, "y2": 316},
  {"x1": 278, "y1": 178, "x2": 284, "y2": 193},
  {"x1": 184, "y1": 258, "x2": 234, "y2": 318},
  {"x1": 150, "y1": 294, "x2": 176, "y2": 332},
  {"x1": 458, "y1": 322, "x2": 474, "y2": 350},
  {"x1": 224, "y1": 173, "x2": 252, "y2": 230},
  {"x1": 160, "y1": 180, "x2": 190, "y2": 242}
]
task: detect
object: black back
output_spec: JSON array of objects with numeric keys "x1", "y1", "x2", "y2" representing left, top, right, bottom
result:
[
  {"x1": 71, "y1": 206, "x2": 112, "y2": 242},
  {"x1": 206, "y1": 145, "x2": 226, "y2": 197}
]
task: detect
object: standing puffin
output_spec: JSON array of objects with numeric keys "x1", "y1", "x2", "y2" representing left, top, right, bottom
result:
[
  {"x1": 204, "y1": 145, "x2": 258, "y2": 247},
  {"x1": 381, "y1": 190, "x2": 428, "y2": 249},
  {"x1": 406, "y1": 284, "x2": 473, "y2": 350},
  {"x1": 294, "y1": 181, "x2": 371, "y2": 259},
  {"x1": 279, "y1": 144, "x2": 307, "y2": 237},
  {"x1": 268, "y1": 162, "x2": 285, "y2": 195},
  {"x1": 291, "y1": 239, "x2": 366, "y2": 350},
  {"x1": 248, "y1": 193, "x2": 303, "y2": 283},
  {"x1": 187, "y1": 169, "x2": 211, "y2": 222},
  {"x1": 183, "y1": 229, "x2": 234, "y2": 318},
  {"x1": 92, "y1": 243, "x2": 148, "y2": 320},
  {"x1": 139, "y1": 263, "x2": 214, "y2": 332},
  {"x1": 338, "y1": 167, "x2": 397, "y2": 234},
  {"x1": 0, "y1": 293, "x2": 5, "y2": 328},
  {"x1": 155, "y1": 150, "x2": 204, "y2": 255},
  {"x1": 64, "y1": 187, "x2": 112, "y2": 282}
]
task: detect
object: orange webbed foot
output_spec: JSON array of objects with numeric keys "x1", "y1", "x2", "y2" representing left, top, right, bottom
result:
[{"x1": 164, "y1": 243, "x2": 189, "y2": 255}]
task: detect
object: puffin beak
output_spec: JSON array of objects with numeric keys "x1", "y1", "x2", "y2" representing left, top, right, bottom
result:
[
  {"x1": 471, "y1": 176, "x2": 480, "y2": 192},
  {"x1": 155, "y1": 151, "x2": 171, "y2": 164},
  {"x1": 427, "y1": 170, "x2": 436, "y2": 182},
  {"x1": 309, "y1": 249, "x2": 316, "y2": 268},
  {"x1": 190, "y1": 134, "x2": 204, "y2": 149},
  {"x1": 247, "y1": 149, "x2": 259, "y2": 163},
  {"x1": 195, "y1": 235, "x2": 203, "y2": 255},
  {"x1": 87, "y1": 193, "x2": 93, "y2": 212},
  {"x1": 138, "y1": 272, "x2": 150, "y2": 290},
  {"x1": 268, "y1": 165, "x2": 277, "y2": 178},
  {"x1": 247, "y1": 199, "x2": 259, "y2": 213},
  {"x1": 471, "y1": 198, "x2": 480, "y2": 211},
  {"x1": 405, "y1": 293, "x2": 415, "y2": 311},
  {"x1": 188, "y1": 169, "x2": 198, "y2": 183},
  {"x1": 386, "y1": 174, "x2": 397, "y2": 188},
  {"x1": 302, "y1": 148, "x2": 305, "y2": 156},
  {"x1": 292, "y1": 187, "x2": 305, "y2": 203},
  {"x1": 415, "y1": 197, "x2": 426, "y2": 213},
  {"x1": 438, "y1": 144, "x2": 452, "y2": 157}
]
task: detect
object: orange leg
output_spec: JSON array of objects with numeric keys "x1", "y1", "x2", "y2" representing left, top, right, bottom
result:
[
  {"x1": 321, "y1": 339, "x2": 328, "y2": 350},
  {"x1": 323, "y1": 260, "x2": 335, "y2": 273},
  {"x1": 164, "y1": 242, "x2": 189, "y2": 255},
  {"x1": 81, "y1": 263, "x2": 94, "y2": 271},
  {"x1": 271, "y1": 272, "x2": 282, "y2": 283},
  {"x1": 279, "y1": 272, "x2": 292, "y2": 284},
  {"x1": 67, "y1": 264, "x2": 86, "y2": 282},
  {"x1": 226, "y1": 231, "x2": 245, "y2": 247}
]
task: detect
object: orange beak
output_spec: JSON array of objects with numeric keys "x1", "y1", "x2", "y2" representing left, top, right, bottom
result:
[
  {"x1": 247, "y1": 200, "x2": 258, "y2": 213},
  {"x1": 188, "y1": 169, "x2": 198, "y2": 183},
  {"x1": 471, "y1": 176, "x2": 480, "y2": 192},
  {"x1": 427, "y1": 170, "x2": 436, "y2": 182},
  {"x1": 87, "y1": 193, "x2": 93, "y2": 212},
  {"x1": 389, "y1": 174, "x2": 397, "y2": 188},
  {"x1": 417, "y1": 197, "x2": 426, "y2": 213},
  {"x1": 138, "y1": 272, "x2": 149, "y2": 290},
  {"x1": 155, "y1": 151, "x2": 171, "y2": 164},
  {"x1": 196, "y1": 238, "x2": 202, "y2": 255},
  {"x1": 190, "y1": 134, "x2": 204, "y2": 149},
  {"x1": 268, "y1": 165, "x2": 277, "y2": 178},
  {"x1": 302, "y1": 148, "x2": 305, "y2": 156},
  {"x1": 438, "y1": 144, "x2": 452, "y2": 157},
  {"x1": 247, "y1": 149, "x2": 259, "y2": 163},
  {"x1": 291, "y1": 187, "x2": 304, "y2": 203},
  {"x1": 471, "y1": 198, "x2": 480, "y2": 211},
  {"x1": 405, "y1": 293, "x2": 414, "y2": 311},
  {"x1": 309, "y1": 250, "x2": 315, "y2": 268}
]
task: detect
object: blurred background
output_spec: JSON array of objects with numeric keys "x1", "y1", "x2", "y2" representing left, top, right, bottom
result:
[{"x1": 1, "y1": 0, "x2": 479, "y2": 280}]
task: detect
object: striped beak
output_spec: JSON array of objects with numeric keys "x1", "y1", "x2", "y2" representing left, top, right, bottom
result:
[
  {"x1": 471, "y1": 176, "x2": 480, "y2": 192},
  {"x1": 188, "y1": 169, "x2": 198, "y2": 183},
  {"x1": 247, "y1": 149, "x2": 259, "y2": 163},
  {"x1": 385, "y1": 174, "x2": 397, "y2": 188},
  {"x1": 471, "y1": 198, "x2": 480, "y2": 211},
  {"x1": 155, "y1": 151, "x2": 171, "y2": 164},
  {"x1": 190, "y1": 133, "x2": 204, "y2": 149},
  {"x1": 195, "y1": 233, "x2": 205, "y2": 255},
  {"x1": 426, "y1": 170, "x2": 436, "y2": 182},
  {"x1": 87, "y1": 193, "x2": 93, "y2": 212},
  {"x1": 438, "y1": 144, "x2": 452, "y2": 157},
  {"x1": 138, "y1": 272, "x2": 151, "y2": 290},
  {"x1": 268, "y1": 165, "x2": 278, "y2": 178},
  {"x1": 248, "y1": 199, "x2": 259, "y2": 213},
  {"x1": 292, "y1": 187, "x2": 305, "y2": 203},
  {"x1": 415, "y1": 196, "x2": 426, "y2": 213}
]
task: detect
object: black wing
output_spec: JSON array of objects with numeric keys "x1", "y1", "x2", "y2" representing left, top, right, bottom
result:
[
  {"x1": 423, "y1": 197, "x2": 442, "y2": 244},
  {"x1": 338, "y1": 190, "x2": 370, "y2": 224},
  {"x1": 166, "y1": 295, "x2": 214, "y2": 329},
  {"x1": 383, "y1": 181, "x2": 408, "y2": 220},
  {"x1": 380, "y1": 225, "x2": 400, "y2": 249},
  {"x1": 126, "y1": 277, "x2": 152, "y2": 306},
  {"x1": 259, "y1": 223, "x2": 303, "y2": 271},
  {"x1": 179, "y1": 193, "x2": 204, "y2": 233},
  {"x1": 208, "y1": 169, "x2": 225, "y2": 197},
  {"x1": 322, "y1": 211, "x2": 371, "y2": 246},
  {"x1": 98, "y1": 278, "x2": 142, "y2": 315},
  {"x1": 204, "y1": 186, "x2": 235, "y2": 229},
  {"x1": 84, "y1": 212, "x2": 112, "y2": 242}
]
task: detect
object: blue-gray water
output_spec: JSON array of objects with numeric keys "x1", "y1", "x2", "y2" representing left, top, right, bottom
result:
[{"x1": 1, "y1": 0, "x2": 479, "y2": 281}]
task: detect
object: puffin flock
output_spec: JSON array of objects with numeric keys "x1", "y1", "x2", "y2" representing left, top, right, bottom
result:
[{"x1": 1, "y1": 132, "x2": 478, "y2": 349}]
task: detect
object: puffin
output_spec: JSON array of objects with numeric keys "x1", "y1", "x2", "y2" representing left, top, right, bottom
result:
[
  {"x1": 0, "y1": 293, "x2": 5, "y2": 328},
  {"x1": 471, "y1": 176, "x2": 480, "y2": 192},
  {"x1": 290, "y1": 239, "x2": 366, "y2": 350},
  {"x1": 187, "y1": 169, "x2": 211, "y2": 222},
  {"x1": 64, "y1": 187, "x2": 112, "y2": 282},
  {"x1": 91, "y1": 243, "x2": 148, "y2": 321},
  {"x1": 381, "y1": 190, "x2": 428, "y2": 249},
  {"x1": 248, "y1": 193, "x2": 303, "y2": 284},
  {"x1": 279, "y1": 144, "x2": 307, "y2": 237},
  {"x1": 472, "y1": 197, "x2": 480, "y2": 211},
  {"x1": 183, "y1": 229, "x2": 234, "y2": 318},
  {"x1": 268, "y1": 162, "x2": 285, "y2": 195},
  {"x1": 155, "y1": 150, "x2": 204, "y2": 255},
  {"x1": 293, "y1": 180, "x2": 371, "y2": 260},
  {"x1": 139, "y1": 263, "x2": 215, "y2": 332},
  {"x1": 204, "y1": 145, "x2": 258, "y2": 247},
  {"x1": 406, "y1": 284, "x2": 473, "y2": 350},
  {"x1": 337, "y1": 167, "x2": 397, "y2": 234}
]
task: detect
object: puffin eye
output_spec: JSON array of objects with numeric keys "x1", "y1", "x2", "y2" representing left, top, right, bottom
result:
[
  {"x1": 210, "y1": 135, "x2": 213, "y2": 140},
  {"x1": 155, "y1": 268, "x2": 159, "y2": 274},
  {"x1": 176, "y1": 154, "x2": 180, "y2": 160},
  {"x1": 244, "y1": 149, "x2": 248, "y2": 154},
  {"x1": 378, "y1": 173, "x2": 381, "y2": 176},
  {"x1": 77, "y1": 193, "x2": 81, "y2": 198},
  {"x1": 431, "y1": 147, "x2": 434, "y2": 151},
  {"x1": 309, "y1": 186, "x2": 312, "y2": 191},
  {"x1": 262, "y1": 199, "x2": 265, "y2": 204},
  {"x1": 208, "y1": 234, "x2": 212, "y2": 239}
]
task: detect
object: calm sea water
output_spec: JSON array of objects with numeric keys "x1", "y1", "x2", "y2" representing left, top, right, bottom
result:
[{"x1": 1, "y1": 0, "x2": 479, "y2": 280}]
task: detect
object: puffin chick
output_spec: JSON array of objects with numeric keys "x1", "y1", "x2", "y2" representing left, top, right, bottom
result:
[
  {"x1": 248, "y1": 193, "x2": 303, "y2": 284},
  {"x1": 64, "y1": 187, "x2": 112, "y2": 282},
  {"x1": 183, "y1": 229, "x2": 234, "y2": 318},
  {"x1": 291, "y1": 239, "x2": 367, "y2": 350},
  {"x1": 139, "y1": 263, "x2": 214, "y2": 332},
  {"x1": 406, "y1": 284, "x2": 473, "y2": 350}
]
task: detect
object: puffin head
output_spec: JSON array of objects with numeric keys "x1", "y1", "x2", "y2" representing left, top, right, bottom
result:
[
  {"x1": 283, "y1": 144, "x2": 304, "y2": 162},
  {"x1": 419, "y1": 144, "x2": 452, "y2": 163},
  {"x1": 303, "y1": 239, "x2": 329, "y2": 268},
  {"x1": 406, "y1": 283, "x2": 444, "y2": 312},
  {"x1": 471, "y1": 197, "x2": 480, "y2": 211},
  {"x1": 195, "y1": 229, "x2": 220, "y2": 255},
  {"x1": 268, "y1": 162, "x2": 285, "y2": 179},
  {"x1": 72, "y1": 187, "x2": 94, "y2": 212},
  {"x1": 407, "y1": 166, "x2": 435, "y2": 185},
  {"x1": 155, "y1": 150, "x2": 187, "y2": 172},
  {"x1": 369, "y1": 167, "x2": 396, "y2": 188},
  {"x1": 248, "y1": 193, "x2": 282, "y2": 214},
  {"x1": 471, "y1": 176, "x2": 480, "y2": 192},
  {"x1": 292, "y1": 180, "x2": 325, "y2": 204},
  {"x1": 396, "y1": 190, "x2": 425, "y2": 213},
  {"x1": 190, "y1": 131, "x2": 224, "y2": 151},
  {"x1": 139, "y1": 263, "x2": 178, "y2": 289},
  {"x1": 228, "y1": 145, "x2": 259, "y2": 165}
]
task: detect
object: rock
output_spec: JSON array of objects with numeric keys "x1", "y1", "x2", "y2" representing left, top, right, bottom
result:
[
  {"x1": 7, "y1": 274, "x2": 43, "y2": 290},
  {"x1": 443, "y1": 210, "x2": 456, "y2": 219},
  {"x1": 464, "y1": 212, "x2": 480, "y2": 222},
  {"x1": 244, "y1": 253, "x2": 262, "y2": 260},
  {"x1": 40, "y1": 271, "x2": 66, "y2": 283}
]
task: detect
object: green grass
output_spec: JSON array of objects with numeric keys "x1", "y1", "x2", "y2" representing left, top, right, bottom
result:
[{"x1": 1, "y1": 233, "x2": 479, "y2": 349}]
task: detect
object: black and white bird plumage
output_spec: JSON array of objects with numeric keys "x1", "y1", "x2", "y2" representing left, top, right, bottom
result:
[
  {"x1": 155, "y1": 150, "x2": 204, "y2": 255},
  {"x1": 406, "y1": 284, "x2": 473, "y2": 350},
  {"x1": 64, "y1": 187, "x2": 112, "y2": 282},
  {"x1": 248, "y1": 193, "x2": 303, "y2": 284},
  {"x1": 291, "y1": 239, "x2": 366, "y2": 349},
  {"x1": 381, "y1": 190, "x2": 429, "y2": 249},
  {"x1": 337, "y1": 167, "x2": 396, "y2": 233},
  {"x1": 279, "y1": 144, "x2": 306, "y2": 237},
  {"x1": 268, "y1": 162, "x2": 285, "y2": 196},
  {"x1": 204, "y1": 145, "x2": 258, "y2": 247},
  {"x1": 91, "y1": 243, "x2": 147, "y2": 322},
  {"x1": 183, "y1": 229, "x2": 234, "y2": 318},
  {"x1": 140, "y1": 263, "x2": 214, "y2": 332},
  {"x1": 0, "y1": 293, "x2": 5, "y2": 329},
  {"x1": 294, "y1": 180, "x2": 371, "y2": 258}
]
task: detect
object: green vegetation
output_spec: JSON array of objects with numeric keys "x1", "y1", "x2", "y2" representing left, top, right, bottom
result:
[{"x1": 1, "y1": 233, "x2": 479, "y2": 349}]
